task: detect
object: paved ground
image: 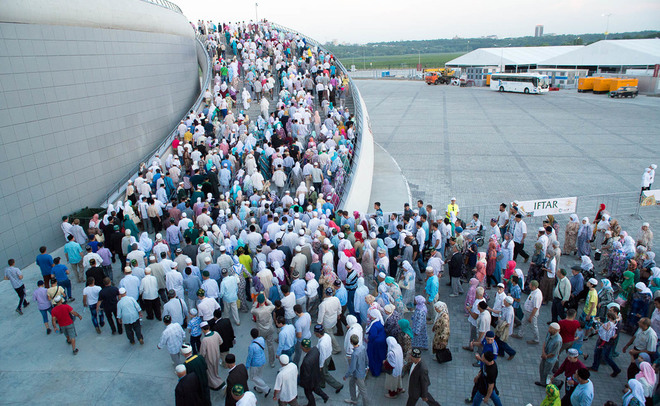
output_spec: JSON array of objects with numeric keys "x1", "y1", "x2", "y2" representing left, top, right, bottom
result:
[{"x1": 360, "y1": 79, "x2": 660, "y2": 210}]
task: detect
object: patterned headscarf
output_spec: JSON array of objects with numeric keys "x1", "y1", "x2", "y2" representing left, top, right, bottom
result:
[{"x1": 540, "y1": 384, "x2": 560, "y2": 406}]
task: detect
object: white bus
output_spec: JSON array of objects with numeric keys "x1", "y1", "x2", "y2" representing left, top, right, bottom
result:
[{"x1": 490, "y1": 73, "x2": 550, "y2": 94}]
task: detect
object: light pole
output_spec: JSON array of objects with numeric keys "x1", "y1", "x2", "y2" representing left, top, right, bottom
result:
[
  {"x1": 602, "y1": 13, "x2": 612, "y2": 39},
  {"x1": 255, "y1": 3, "x2": 259, "y2": 22}
]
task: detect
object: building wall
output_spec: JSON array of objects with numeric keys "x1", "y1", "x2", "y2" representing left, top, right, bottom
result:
[{"x1": 0, "y1": 22, "x2": 200, "y2": 267}]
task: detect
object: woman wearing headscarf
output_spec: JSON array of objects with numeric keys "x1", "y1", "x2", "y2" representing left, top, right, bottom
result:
[
  {"x1": 486, "y1": 239, "x2": 499, "y2": 287},
  {"x1": 596, "y1": 279, "x2": 615, "y2": 319},
  {"x1": 540, "y1": 384, "x2": 560, "y2": 406},
  {"x1": 474, "y1": 262, "x2": 487, "y2": 287},
  {"x1": 344, "y1": 315, "x2": 363, "y2": 362},
  {"x1": 616, "y1": 270, "x2": 636, "y2": 307},
  {"x1": 501, "y1": 260, "x2": 517, "y2": 290},
  {"x1": 123, "y1": 214, "x2": 139, "y2": 239},
  {"x1": 635, "y1": 361, "x2": 656, "y2": 404},
  {"x1": 465, "y1": 278, "x2": 480, "y2": 315},
  {"x1": 353, "y1": 277, "x2": 370, "y2": 325},
  {"x1": 431, "y1": 301, "x2": 450, "y2": 363},
  {"x1": 412, "y1": 296, "x2": 428, "y2": 350},
  {"x1": 384, "y1": 336, "x2": 404, "y2": 398},
  {"x1": 88, "y1": 213, "x2": 101, "y2": 232},
  {"x1": 365, "y1": 308, "x2": 387, "y2": 377},
  {"x1": 527, "y1": 242, "x2": 546, "y2": 288},
  {"x1": 233, "y1": 255, "x2": 250, "y2": 312},
  {"x1": 386, "y1": 276, "x2": 406, "y2": 315},
  {"x1": 640, "y1": 252, "x2": 656, "y2": 282},
  {"x1": 622, "y1": 379, "x2": 646, "y2": 406},
  {"x1": 397, "y1": 318, "x2": 413, "y2": 364},
  {"x1": 399, "y1": 260, "x2": 416, "y2": 311},
  {"x1": 623, "y1": 282, "x2": 652, "y2": 334},
  {"x1": 138, "y1": 232, "x2": 153, "y2": 256},
  {"x1": 595, "y1": 213, "x2": 610, "y2": 248},
  {"x1": 383, "y1": 304, "x2": 401, "y2": 338},
  {"x1": 376, "y1": 284, "x2": 392, "y2": 309},
  {"x1": 123, "y1": 201, "x2": 140, "y2": 226},
  {"x1": 636, "y1": 222, "x2": 653, "y2": 250},
  {"x1": 622, "y1": 232, "x2": 637, "y2": 259},
  {"x1": 564, "y1": 214, "x2": 580, "y2": 255},
  {"x1": 577, "y1": 217, "x2": 593, "y2": 257},
  {"x1": 607, "y1": 241, "x2": 628, "y2": 283}
]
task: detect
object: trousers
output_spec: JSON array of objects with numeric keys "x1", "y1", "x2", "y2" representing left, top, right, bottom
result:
[
  {"x1": 124, "y1": 320, "x2": 143, "y2": 343},
  {"x1": 522, "y1": 311, "x2": 540, "y2": 342},
  {"x1": 348, "y1": 376, "x2": 369, "y2": 406},
  {"x1": 249, "y1": 366, "x2": 270, "y2": 393}
]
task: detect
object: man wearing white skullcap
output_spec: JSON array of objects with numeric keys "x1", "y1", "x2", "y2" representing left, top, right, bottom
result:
[
  {"x1": 535, "y1": 322, "x2": 562, "y2": 387},
  {"x1": 273, "y1": 354, "x2": 298, "y2": 404},
  {"x1": 174, "y1": 363, "x2": 206, "y2": 405},
  {"x1": 116, "y1": 286, "x2": 144, "y2": 345}
]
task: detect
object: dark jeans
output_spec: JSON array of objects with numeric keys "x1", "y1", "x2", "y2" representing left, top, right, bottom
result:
[
  {"x1": 143, "y1": 298, "x2": 162, "y2": 320},
  {"x1": 124, "y1": 320, "x2": 143, "y2": 343},
  {"x1": 513, "y1": 242, "x2": 529, "y2": 261},
  {"x1": 472, "y1": 391, "x2": 502, "y2": 406},
  {"x1": 407, "y1": 393, "x2": 441, "y2": 406},
  {"x1": 104, "y1": 307, "x2": 122, "y2": 334},
  {"x1": 59, "y1": 279, "x2": 72, "y2": 299},
  {"x1": 495, "y1": 337, "x2": 516, "y2": 357},
  {"x1": 551, "y1": 297, "x2": 566, "y2": 322},
  {"x1": 89, "y1": 305, "x2": 105, "y2": 328},
  {"x1": 14, "y1": 285, "x2": 27, "y2": 310},
  {"x1": 191, "y1": 335, "x2": 201, "y2": 355},
  {"x1": 303, "y1": 385, "x2": 328, "y2": 406},
  {"x1": 102, "y1": 265, "x2": 113, "y2": 283},
  {"x1": 591, "y1": 341, "x2": 620, "y2": 374},
  {"x1": 158, "y1": 288, "x2": 168, "y2": 304},
  {"x1": 347, "y1": 289, "x2": 356, "y2": 316}
]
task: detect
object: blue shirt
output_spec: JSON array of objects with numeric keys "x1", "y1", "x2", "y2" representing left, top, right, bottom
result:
[
  {"x1": 188, "y1": 316, "x2": 202, "y2": 337},
  {"x1": 570, "y1": 273, "x2": 584, "y2": 296},
  {"x1": 117, "y1": 296, "x2": 142, "y2": 324},
  {"x1": 335, "y1": 286, "x2": 348, "y2": 306},
  {"x1": 246, "y1": 337, "x2": 267, "y2": 368},
  {"x1": 509, "y1": 284, "x2": 521, "y2": 309},
  {"x1": 291, "y1": 279, "x2": 307, "y2": 300},
  {"x1": 425, "y1": 275, "x2": 439, "y2": 300},
  {"x1": 64, "y1": 241, "x2": 83, "y2": 264},
  {"x1": 570, "y1": 379, "x2": 594, "y2": 406},
  {"x1": 36, "y1": 254, "x2": 53, "y2": 276},
  {"x1": 277, "y1": 324, "x2": 296, "y2": 354},
  {"x1": 51, "y1": 264, "x2": 69, "y2": 282},
  {"x1": 344, "y1": 344, "x2": 368, "y2": 379}
]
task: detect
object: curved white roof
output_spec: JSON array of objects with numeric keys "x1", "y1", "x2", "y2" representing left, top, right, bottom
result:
[
  {"x1": 540, "y1": 38, "x2": 660, "y2": 67},
  {"x1": 446, "y1": 45, "x2": 582, "y2": 67}
]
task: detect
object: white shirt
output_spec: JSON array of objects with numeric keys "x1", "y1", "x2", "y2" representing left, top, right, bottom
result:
[
  {"x1": 281, "y1": 293, "x2": 296, "y2": 320},
  {"x1": 545, "y1": 257, "x2": 557, "y2": 278},
  {"x1": 163, "y1": 298, "x2": 188, "y2": 325},
  {"x1": 197, "y1": 297, "x2": 220, "y2": 321},
  {"x1": 274, "y1": 363, "x2": 298, "y2": 402},
  {"x1": 501, "y1": 305, "x2": 515, "y2": 335},
  {"x1": 306, "y1": 279, "x2": 319, "y2": 299},
  {"x1": 119, "y1": 274, "x2": 140, "y2": 300},
  {"x1": 317, "y1": 296, "x2": 342, "y2": 329},
  {"x1": 317, "y1": 333, "x2": 333, "y2": 365},
  {"x1": 166, "y1": 270, "x2": 184, "y2": 299},
  {"x1": 236, "y1": 391, "x2": 258, "y2": 406},
  {"x1": 524, "y1": 289, "x2": 543, "y2": 313},
  {"x1": 512, "y1": 220, "x2": 527, "y2": 243},
  {"x1": 492, "y1": 291, "x2": 506, "y2": 316},
  {"x1": 83, "y1": 252, "x2": 103, "y2": 270},
  {"x1": 140, "y1": 275, "x2": 159, "y2": 300},
  {"x1": 201, "y1": 278, "x2": 220, "y2": 299},
  {"x1": 83, "y1": 285, "x2": 102, "y2": 305},
  {"x1": 468, "y1": 298, "x2": 485, "y2": 327}
]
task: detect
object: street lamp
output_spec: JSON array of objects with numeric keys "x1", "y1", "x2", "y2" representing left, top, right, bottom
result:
[
  {"x1": 255, "y1": 3, "x2": 259, "y2": 22},
  {"x1": 602, "y1": 13, "x2": 612, "y2": 39}
]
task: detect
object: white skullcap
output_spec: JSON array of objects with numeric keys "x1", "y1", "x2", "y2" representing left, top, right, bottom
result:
[
  {"x1": 204, "y1": 257, "x2": 212, "y2": 263},
  {"x1": 156, "y1": 233, "x2": 162, "y2": 239},
  {"x1": 549, "y1": 322, "x2": 560, "y2": 331},
  {"x1": 279, "y1": 354, "x2": 290, "y2": 365},
  {"x1": 182, "y1": 213, "x2": 187, "y2": 218},
  {"x1": 181, "y1": 344, "x2": 193, "y2": 354},
  {"x1": 53, "y1": 295, "x2": 63, "y2": 303},
  {"x1": 378, "y1": 272, "x2": 386, "y2": 279},
  {"x1": 504, "y1": 296, "x2": 514, "y2": 304},
  {"x1": 346, "y1": 262, "x2": 353, "y2": 270},
  {"x1": 185, "y1": 258, "x2": 193, "y2": 263},
  {"x1": 118, "y1": 288, "x2": 127, "y2": 295},
  {"x1": 175, "y1": 364, "x2": 186, "y2": 374}
]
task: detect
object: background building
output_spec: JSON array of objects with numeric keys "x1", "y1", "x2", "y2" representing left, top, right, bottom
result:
[
  {"x1": 535, "y1": 25, "x2": 544, "y2": 37},
  {"x1": 0, "y1": 0, "x2": 208, "y2": 266}
]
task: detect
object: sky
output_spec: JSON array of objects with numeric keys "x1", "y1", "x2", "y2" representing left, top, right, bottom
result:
[{"x1": 173, "y1": 0, "x2": 660, "y2": 44}]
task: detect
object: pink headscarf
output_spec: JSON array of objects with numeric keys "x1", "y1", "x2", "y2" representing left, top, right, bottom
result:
[
  {"x1": 475, "y1": 262, "x2": 486, "y2": 283},
  {"x1": 504, "y1": 260, "x2": 517, "y2": 281},
  {"x1": 465, "y1": 278, "x2": 479, "y2": 312},
  {"x1": 635, "y1": 362, "x2": 656, "y2": 386}
]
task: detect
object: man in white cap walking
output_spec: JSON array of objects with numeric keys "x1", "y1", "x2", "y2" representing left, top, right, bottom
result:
[
  {"x1": 158, "y1": 315, "x2": 186, "y2": 364},
  {"x1": 273, "y1": 354, "x2": 299, "y2": 405},
  {"x1": 535, "y1": 322, "x2": 562, "y2": 387},
  {"x1": 117, "y1": 287, "x2": 144, "y2": 345}
]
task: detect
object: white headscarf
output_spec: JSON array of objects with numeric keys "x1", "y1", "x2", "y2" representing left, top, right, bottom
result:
[
  {"x1": 366, "y1": 308, "x2": 384, "y2": 332},
  {"x1": 138, "y1": 232, "x2": 153, "y2": 252},
  {"x1": 386, "y1": 336, "x2": 404, "y2": 377},
  {"x1": 580, "y1": 255, "x2": 593, "y2": 271}
]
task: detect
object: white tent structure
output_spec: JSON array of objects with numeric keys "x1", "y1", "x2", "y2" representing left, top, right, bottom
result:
[
  {"x1": 540, "y1": 38, "x2": 660, "y2": 72},
  {"x1": 446, "y1": 45, "x2": 582, "y2": 71}
]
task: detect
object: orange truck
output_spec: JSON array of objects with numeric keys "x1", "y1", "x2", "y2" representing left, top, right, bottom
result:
[{"x1": 424, "y1": 68, "x2": 456, "y2": 85}]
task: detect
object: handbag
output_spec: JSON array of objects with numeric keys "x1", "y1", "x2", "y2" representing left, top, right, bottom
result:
[
  {"x1": 179, "y1": 299, "x2": 188, "y2": 329},
  {"x1": 435, "y1": 348, "x2": 452, "y2": 364},
  {"x1": 328, "y1": 357, "x2": 336, "y2": 371},
  {"x1": 495, "y1": 320, "x2": 510, "y2": 342},
  {"x1": 382, "y1": 360, "x2": 394, "y2": 374}
]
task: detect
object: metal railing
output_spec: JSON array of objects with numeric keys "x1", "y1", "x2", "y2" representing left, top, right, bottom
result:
[
  {"x1": 269, "y1": 23, "x2": 366, "y2": 209},
  {"x1": 139, "y1": 0, "x2": 182, "y2": 14},
  {"x1": 100, "y1": 34, "x2": 212, "y2": 208}
]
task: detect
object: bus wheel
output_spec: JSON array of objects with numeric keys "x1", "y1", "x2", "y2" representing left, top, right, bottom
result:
[
  {"x1": 524, "y1": 88, "x2": 530, "y2": 94},
  {"x1": 499, "y1": 86, "x2": 504, "y2": 92}
]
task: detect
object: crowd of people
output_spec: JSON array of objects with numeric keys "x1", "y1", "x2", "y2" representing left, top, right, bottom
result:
[{"x1": 4, "y1": 19, "x2": 660, "y2": 406}]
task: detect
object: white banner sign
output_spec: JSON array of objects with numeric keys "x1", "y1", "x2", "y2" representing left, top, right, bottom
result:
[
  {"x1": 641, "y1": 189, "x2": 660, "y2": 206},
  {"x1": 517, "y1": 197, "x2": 577, "y2": 217}
]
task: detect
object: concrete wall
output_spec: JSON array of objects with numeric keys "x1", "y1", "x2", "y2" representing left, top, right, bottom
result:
[{"x1": 0, "y1": 4, "x2": 200, "y2": 267}]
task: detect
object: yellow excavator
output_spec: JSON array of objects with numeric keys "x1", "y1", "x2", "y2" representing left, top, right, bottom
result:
[{"x1": 424, "y1": 68, "x2": 456, "y2": 85}]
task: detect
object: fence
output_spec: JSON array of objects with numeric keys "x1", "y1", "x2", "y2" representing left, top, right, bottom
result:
[
  {"x1": 100, "y1": 35, "x2": 212, "y2": 208},
  {"x1": 139, "y1": 0, "x2": 182, "y2": 14},
  {"x1": 348, "y1": 69, "x2": 423, "y2": 80}
]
